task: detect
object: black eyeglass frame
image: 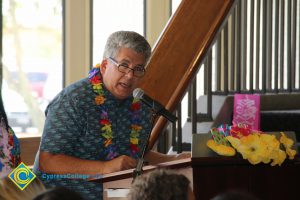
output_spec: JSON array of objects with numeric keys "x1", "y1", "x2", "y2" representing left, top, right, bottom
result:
[{"x1": 108, "y1": 57, "x2": 146, "y2": 77}]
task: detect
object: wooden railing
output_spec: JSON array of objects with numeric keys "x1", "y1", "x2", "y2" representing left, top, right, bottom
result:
[
  {"x1": 140, "y1": 0, "x2": 300, "y2": 151},
  {"x1": 186, "y1": 0, "x2": 300, "y2": 128},
  {"x1": 138, "y1": 0, "x2": 237, "y2": 149}
]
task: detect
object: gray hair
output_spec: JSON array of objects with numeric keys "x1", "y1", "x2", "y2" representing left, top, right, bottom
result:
[
  {"x1": 127, "y1": 169, "x2": 191, "y2": 200},
  {"x1": 103, "y1": 31, "x2": 151, "y2": 63}
]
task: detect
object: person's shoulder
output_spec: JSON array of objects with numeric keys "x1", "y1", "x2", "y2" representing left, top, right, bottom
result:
[
  {"x1": 52, "y1": 78, "x2": 90, "y2": 99},
  {"x1": 46, "y1": 78, "x2": 91, "y2": 109},
  {"x1": 64, "y1": 77, "x2": 90, "y2": 94}
]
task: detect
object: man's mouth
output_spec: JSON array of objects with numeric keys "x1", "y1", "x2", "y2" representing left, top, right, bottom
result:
[{"x1": 119, "y1": 82, "x2": 131, "y2": 89}]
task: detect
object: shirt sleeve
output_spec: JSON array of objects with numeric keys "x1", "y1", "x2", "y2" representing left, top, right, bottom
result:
[{"x1": 40, "y1": 92, "x2": 85, "y2": 156}]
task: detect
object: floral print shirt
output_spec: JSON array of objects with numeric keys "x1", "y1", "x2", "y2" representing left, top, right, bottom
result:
[
  {"x1": 0, "y1": 119, "x2": 21, "y2": 178},
  {"x1": 33, "y1": 76, "x2": 152, "y2": 200}
]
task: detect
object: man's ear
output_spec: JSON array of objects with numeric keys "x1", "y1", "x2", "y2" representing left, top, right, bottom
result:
[{"x1": 100, "y1": 59, "x2": 108, "y2": 74}]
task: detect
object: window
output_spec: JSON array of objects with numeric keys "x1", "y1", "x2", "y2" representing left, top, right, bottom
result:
[
  {"x1": 171, "y1": 0, "x2": 181, "y2": 14},
  {"x1": 2, "y1": 0, "x2": 63, "y2": 137},
  {"x1": 92, "y1": 0, "x2": 144, "y2": 65}
]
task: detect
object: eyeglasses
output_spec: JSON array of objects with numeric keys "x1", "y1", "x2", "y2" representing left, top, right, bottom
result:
[{"x1": 108, "y1": 57, "x2": 145, "y2": 77}]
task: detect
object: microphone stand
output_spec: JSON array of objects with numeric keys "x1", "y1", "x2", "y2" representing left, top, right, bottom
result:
[{"x1": 132, "y1": 111, "x2": 159, "y2": 182}]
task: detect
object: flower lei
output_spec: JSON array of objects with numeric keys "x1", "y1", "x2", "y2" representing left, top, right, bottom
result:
[
  {"x1": 207, "y1": 123, "x2": 297, "y2": 166},
  {"x1": 88, "y1": 64, "x2": 143, "y2": 160}
]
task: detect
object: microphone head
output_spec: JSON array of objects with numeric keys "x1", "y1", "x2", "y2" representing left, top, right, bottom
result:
[{"x1": 133, "y1": 88, "x2": 144, "y2": 99}]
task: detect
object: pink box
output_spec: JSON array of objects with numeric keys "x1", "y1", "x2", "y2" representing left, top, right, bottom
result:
[{"x1": 232, "y1": 94, "x2": 260, "y2": 131}]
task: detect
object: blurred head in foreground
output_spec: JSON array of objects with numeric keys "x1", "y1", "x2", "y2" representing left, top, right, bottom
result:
[
  {"x1": 0, "y1": 177, "x2": 46, "y2": 200},
  {"x1": 127, "y1": 169, "x2": 195, "y2": 200}
]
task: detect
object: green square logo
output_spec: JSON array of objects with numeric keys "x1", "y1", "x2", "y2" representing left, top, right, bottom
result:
[{"x1": 8, "y1": 162, "x2": 36, "y2": 190}]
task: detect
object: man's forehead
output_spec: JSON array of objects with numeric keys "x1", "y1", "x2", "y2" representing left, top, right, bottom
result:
[{"x1": 116, "y1": 56, "x2": 146, "y2": 66}]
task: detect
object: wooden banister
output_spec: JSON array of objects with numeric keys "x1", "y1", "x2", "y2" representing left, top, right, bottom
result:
[{"x1": 138, "y1": 0, "x2": 237, "y2": 149}]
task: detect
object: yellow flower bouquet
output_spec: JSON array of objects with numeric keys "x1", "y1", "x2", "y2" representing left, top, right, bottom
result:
[{"x1": 206, "y1": 124, "x2": 297, "y2": 166}]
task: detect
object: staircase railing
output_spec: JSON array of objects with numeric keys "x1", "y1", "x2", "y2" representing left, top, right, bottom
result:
[
  {"x1": 169, "y1": 0, "x2": 300, "y2": 153},
  {"x1": 140, "y1": 0, "x2": 300, "y2": 153},
  {"x1": 138, "y1": 0, "x2": 237, "y2": 150}
]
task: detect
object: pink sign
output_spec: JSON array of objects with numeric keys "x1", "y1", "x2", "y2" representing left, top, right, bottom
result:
[{"x1": 232, "y1": 94, "x2": 260, "y2": 131}]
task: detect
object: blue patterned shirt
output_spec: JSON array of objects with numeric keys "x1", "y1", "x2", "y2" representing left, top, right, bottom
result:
[{"x1": 33, "y1": 75, "x2": 152, "y2": 200}]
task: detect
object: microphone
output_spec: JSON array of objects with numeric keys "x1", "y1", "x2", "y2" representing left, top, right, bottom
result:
[{"x1": 133, "y1": 88, "x2": 177, "y2": 123}]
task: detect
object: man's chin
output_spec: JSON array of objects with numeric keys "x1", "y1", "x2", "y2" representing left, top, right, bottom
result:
[{"x1": 115, "y1": 91, "x2": 132, "y2": 100}]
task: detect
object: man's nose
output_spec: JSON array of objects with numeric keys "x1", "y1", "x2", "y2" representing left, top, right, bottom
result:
[{"x1": 124, "y1": 68, "x2": 135, "y2": 78}]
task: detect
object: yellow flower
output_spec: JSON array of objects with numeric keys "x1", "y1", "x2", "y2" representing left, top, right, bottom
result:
[
  {"x1": 280, "y1": 132, "x2": 294, "y2": 147},
  {"x1": 93, "y1": 83, "x2": 102, "y2": 90},
  {"x1": 130, "y1": 138, "x2": 139, "y2": 144},
  {"x1": 131, "y1": 125, "x2": 142, "y2": 131},
  {"x1": 95, "y1": 95, "x2": 105, "y2": 105},
  {"x1": 259, "y1": 134, "x2": 280, "y2": 164},
  {"x1": 228, "y1": 133, "x2": 292, "y2": 166},
  {"x1": 228, "y1": 134, "x2": 267, "y2": 165},
  {"x1": 206, "y1": 139, "x2": 236, "y2": 156},
  {"x1": 101, "y1": 124, "x2": 112, "y2": 133},
  {"x1": 94, "y1": 63, "x2": 101, "y2": 68},
  {"x1": 286, "y1": 148, "x2": 297, "y2": 160},
  {"x1": 226, "y1": 136, "x2": 240, "y2": 149},
  {"x1": 104, "y1": 138, "x2": 113, "y2": 147},
  {"x1": 209, "y1": 124, "x2": 297, "y2": 166},
  {"x1": 280, "y1": 132, "x2": 297, "y2": 160},
  {"x1": 270, "y1": 149, "x2": 286, "y2": 166}
]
